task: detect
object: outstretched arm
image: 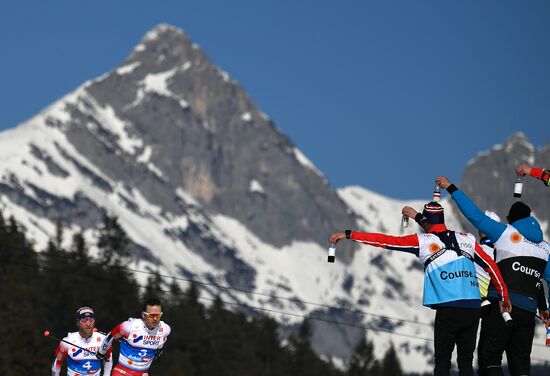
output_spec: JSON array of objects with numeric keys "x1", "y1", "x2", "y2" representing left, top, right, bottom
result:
[
  {"x1": 436, "y1": 176, "x2": 507, "y2": 242},
  {"x1": 330, "y1": 231, "x2": 420, "y2": 256},
  {"x1": 517, "y1": 164, "x2": 550, "y2": 187}
]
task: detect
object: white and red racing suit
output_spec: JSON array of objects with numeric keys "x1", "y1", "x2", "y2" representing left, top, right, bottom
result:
[
  {"x1": 99, "y1": 318, "x2": 171, "y2": 376},
  {"x1": 52, "y1": 331, "x2": 113, "y2": 376}
]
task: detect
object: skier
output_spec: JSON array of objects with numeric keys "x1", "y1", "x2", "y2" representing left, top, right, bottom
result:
[
  {"x1": 52, "y1": 307, "x2": 113, "y2": 376},
  {"x1": 97, "y1": 298, "x2": 171, "y2": 376}
]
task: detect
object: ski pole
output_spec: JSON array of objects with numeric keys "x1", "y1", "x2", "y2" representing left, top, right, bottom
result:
[{"x1": 43, "y1": 330, "x2": 99, "y2": 357}]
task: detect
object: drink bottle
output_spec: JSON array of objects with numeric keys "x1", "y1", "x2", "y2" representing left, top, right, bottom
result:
[
  {"x1": 502, "y1": 311, "x2": 513, "y2": 327},
  {"x1": 513, "y1": 176, "x2": 523, "y2": 198},
  {"x1": 328, "y1": 245, "x2": 336, "y2": 263},
  {"x1": 433, "y1": 184, "x2": 441, "y2": 202}
]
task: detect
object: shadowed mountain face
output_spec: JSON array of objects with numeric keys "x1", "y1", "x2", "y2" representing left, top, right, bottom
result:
[{"x1": 458, "y1": 133, "x2": 550, "y2": 237}]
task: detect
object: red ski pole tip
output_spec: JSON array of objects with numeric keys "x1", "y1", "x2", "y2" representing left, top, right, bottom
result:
[{"x1": 43, "y1": 330, "x2": 50, "y2": 337}]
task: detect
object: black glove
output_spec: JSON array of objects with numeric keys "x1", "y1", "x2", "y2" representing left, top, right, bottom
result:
[
  {"x1": 155, "y1": 347, "x2": 164, "y2": 362},
  {"x1": 96, "y1": 350, "x2": 106, "y2": 361}
]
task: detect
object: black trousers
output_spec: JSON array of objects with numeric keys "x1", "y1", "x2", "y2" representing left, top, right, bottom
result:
[
  {"x1": 478, "y1": 302, "x2": 535, "y2": 376},
  {"x1": 477, "y1": 302, "x2": 494, "y2": 375},
  {"x1": 434, "y1": 307, "x2": 481, "y2": 376}
]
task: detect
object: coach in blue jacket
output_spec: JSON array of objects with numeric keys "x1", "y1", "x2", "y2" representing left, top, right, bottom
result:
[{"x1": 436, "y1": 176, "x2": 550, "y2": 376}]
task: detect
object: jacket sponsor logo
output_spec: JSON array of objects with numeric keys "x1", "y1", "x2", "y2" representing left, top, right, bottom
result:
[
  {"x1": 512, "y1": 261, "x2": 541, "y2": 279},
  {"x1": 132, "y1": 335, "x2": 144, "y2": 343},
  {"x1": 429, "y1": 243, "x2": 441, "y2": 254},
  {"x1": 440, "y1": 270, "x2": 476, "y2": 280},
  {"x1": 459, "y1": 242, "x2": 473, "y2": 250},
  {"x1": 73, "y1": 346, "x2": 100, "y2": 357},
  {"x1": 510, "y1": 232, "x2": 522, "y2": 244},
  {"x1": 142, "y1": 335, "x2": 162, "y2": 346}
]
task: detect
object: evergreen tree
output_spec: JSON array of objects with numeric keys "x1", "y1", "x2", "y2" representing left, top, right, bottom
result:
[
  {"x1": 143, "y1": 270, "x2": 163, "y2": 299},
  {"x1": 347, "y1": 334, "x2": 380, "y2": 376},
  {"x1": 0, "y1": 215, "x2": 50, "y2": 374},
  {"x1": 157, "y1": 281, "x2": 207, "y2": 375},
  {"x1": 253, "y1": 316, "x2": 291, "y2": 375},
  {"x1": 41, "y1": 220, "x2": 80, "y2": 336},
  {"x1": 94, "y1": 214, "x2": 139, "y2": 328},
  {"x1": 97, "y1": 214, "x2": 130, "y2": 265},
  {"x1": 0, "y1": 212, "x2": 359, "y2": 376},
  {"x1": 70, "y1": 231, "x2": 88, "y2": 265},
  {"x1": 289, "y1": 319, "x2": 321, "y2": 376},
  {"x1": 380, "y1": 342, "x2": 403, "y2": 376}
]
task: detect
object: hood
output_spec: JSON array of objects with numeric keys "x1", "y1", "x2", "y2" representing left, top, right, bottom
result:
[{"x1": 512, "y1": 216, "x2": 543, "y2": 243}]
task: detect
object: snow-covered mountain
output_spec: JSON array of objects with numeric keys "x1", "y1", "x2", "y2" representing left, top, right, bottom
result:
[
  {"x1": 1, "y1": 24, "x2": 548, "y2": 373},
  {"x1": 458, "y1": 133, "x2": 550, "y2": 239}
]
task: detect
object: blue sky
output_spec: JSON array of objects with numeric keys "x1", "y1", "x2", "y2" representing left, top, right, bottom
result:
[{"x1": 1, "y1": 1, "x2": 549, "y2": 199}]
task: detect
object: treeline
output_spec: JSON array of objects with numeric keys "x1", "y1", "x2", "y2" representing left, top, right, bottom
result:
[{"x1": 0, "y1": 211, "x2": 404, "y2": 375}]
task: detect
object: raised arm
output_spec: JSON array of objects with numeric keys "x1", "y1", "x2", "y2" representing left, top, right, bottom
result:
[{"x1": 436, "y1": 176, "x2": 507, "y2": 242}]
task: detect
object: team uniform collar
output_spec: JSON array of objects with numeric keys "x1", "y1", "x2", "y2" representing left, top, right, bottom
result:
[
  {"x1": 428, "y1": 223, "x2": 448, "y2": 233},
  {"x1": 78, "y1": 332, "x2": 93, "y2": 342}
]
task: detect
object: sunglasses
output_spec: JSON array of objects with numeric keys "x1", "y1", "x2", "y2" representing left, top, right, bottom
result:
[
  {"x1": 142, "y1": 312, "x2": 163, "y2": 319},
  {"x1": 79, "y1": 317, "x2": 95, "y2": 324}
]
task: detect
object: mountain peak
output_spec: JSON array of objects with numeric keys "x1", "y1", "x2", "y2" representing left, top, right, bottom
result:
[
  {"x1": 503, "y1": 131, "x2": 534, "y2": 155},
  {"x1": 467, "y1": 132, "x2": 534, "y2": 168},
  {"x1": 144, "y1": 23, "x2": 186, "y2": 40},
  {"x1": 504, "y1": 131, "x2": 531, "y2": 147},
  {"x1": 126, "y1": 24, "x2": 200, "y2": 70}
]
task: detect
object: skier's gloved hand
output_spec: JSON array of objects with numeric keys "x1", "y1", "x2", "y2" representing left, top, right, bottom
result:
[
  {"x1": 155, "y1": 347, "x2": 164, "y2": 362},
  {"x1": 96, "y1": 350, "x2": 106, "y2": 361}
]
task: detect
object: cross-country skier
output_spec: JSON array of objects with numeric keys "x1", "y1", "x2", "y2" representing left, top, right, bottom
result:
[
  {"x1": 97, "y1": 298, "x2": 171, "y2": 376},
  {"x1": 52, "y1": 306, "x2": 113, "y2": 376}
]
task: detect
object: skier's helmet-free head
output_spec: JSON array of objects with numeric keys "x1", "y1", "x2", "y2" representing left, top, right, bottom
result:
[
  {"x1": 76, "y1": 307, "x2": 95, "y2": 321},
  {"x1": 506, "y1": 201, "x2": 531, "y2": 224}
]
